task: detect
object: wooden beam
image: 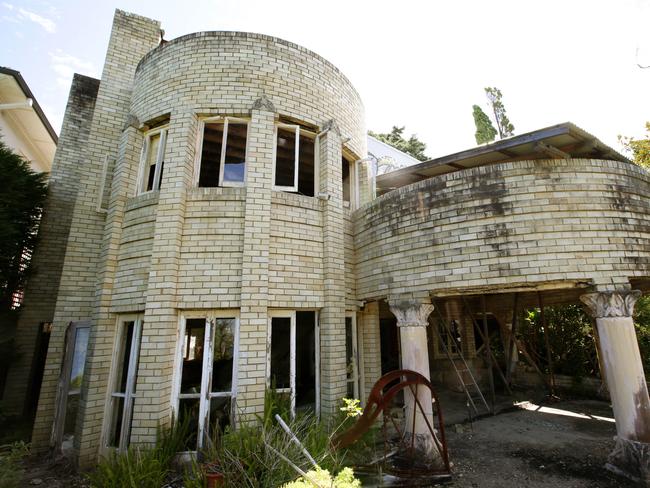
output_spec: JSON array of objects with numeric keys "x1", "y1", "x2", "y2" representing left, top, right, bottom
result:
[
  {"x1": 538, "y1": 292, "x2": 556, "y2": 397},
  {"x1": 534, "y1": 141, "x2": 571, "y2": 159}
]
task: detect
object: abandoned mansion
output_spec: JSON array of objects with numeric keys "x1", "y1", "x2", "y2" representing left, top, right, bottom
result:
[{"x1": 3, "y1": 9, "x2": 650, "y2": 483}]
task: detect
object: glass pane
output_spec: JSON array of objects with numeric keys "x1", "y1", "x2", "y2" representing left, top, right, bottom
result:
[
  {"x1": 69, "y1": 327, "x2": 90, "y2": 391},
  {"x1": 181, "y1": 319, "x2": 206, "y2": 394},
  {"x1": 223, "y1": 123, "x2": 247, "y2": 183},
  {"x1": 199, "y1": 123, "x2": 223, "y2": 187},
  {"x1": 211, "y1": 318, "x2": 235, "y2": 393},
  {"x1": 270, "y1": 317, "x2": 291, "y2": 389},
  {"x1": 209, "y1": 397, "x2": 231, "y2": 439},
  {"x1": 345, "y1": 317, "x2": 354, "y2": 383},
  {"x1": 342, "y1": 157, "x2": 351, "y2": 203},
  {"x1": 295, "y1": 311, "x2": 315, "y2": 409},
  {"x1": 297, "y1": 133, "x2": 314, "y2": 196},
  {"x1": 275, "y1": 128, "x2": 296, "y2": 187},
  {"x1": 178, "y1": 398, "x2": 200, "y2": 450},
  {"x1": 108, "y1": 396, "x2": 125, "y2": 447},
  {"x1": 115, "y1": 321, "x2": 135, "y2": 394},
  {"x1": 347, "y1": 381, "x2": 355, "y2": 399},
  {"x1": 144, "y1": 133, "x2": 161, "y2": 192}
]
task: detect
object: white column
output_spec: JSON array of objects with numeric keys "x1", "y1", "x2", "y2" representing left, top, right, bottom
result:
[
  {"x1": 388, "y1": 297, "x2": 436, "y2": 455},
  {"x1": 581, "y1": 290, "x2": 650, "y2": 484}
]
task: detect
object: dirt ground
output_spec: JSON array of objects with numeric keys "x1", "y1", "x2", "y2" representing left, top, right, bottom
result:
[
  {"x1": 16, "y1": 397, "x2": 632, "y2": 487},
  {"x1": 443, "y1": 399, "x2": 629, "y2": 488}
]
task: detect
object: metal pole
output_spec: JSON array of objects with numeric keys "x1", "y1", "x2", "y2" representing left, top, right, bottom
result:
[
  {"x1": 538, "y1": 292, "x2": 556, "y2": 397},
  {"x1": 482, "y1": 295, "x2": 496, "y2": 413}
]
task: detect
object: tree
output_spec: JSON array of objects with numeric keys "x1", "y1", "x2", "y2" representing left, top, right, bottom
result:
[
  {"x1": 472, "y1": 105, "x2": 497, "y2": 144},
  {"x1": 368, "y1": 126, "x2": 429, "y2": 162},
  {"x1": 484, "y1": 87, "x2": 515, "y2": 139},
  {"x1": 618, "y1": 122, "x2": 650, "y2": 168},
  {"x1": 0, "y1": 138, "x2": 48, "y2": 314}
]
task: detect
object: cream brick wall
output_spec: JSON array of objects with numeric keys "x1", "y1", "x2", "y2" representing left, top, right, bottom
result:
[
  {"x1": 2, "y1": 74, "x2": 99, "y2": 415},
  {"x1": 29, "y1": 9, "x2": 161, "y2": 461},
  {"x1": 355, "y1": 159, "x2": 650, "y2": 301}
]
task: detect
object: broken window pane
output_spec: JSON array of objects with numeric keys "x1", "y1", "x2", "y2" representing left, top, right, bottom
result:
[
  {"x1": 270, "y1": 317, "x2": 291, "y2": 389},
  {"x1": 178, "y1": 398, "x2": 200, "y2": 450},
  {"x1": 144, "y1": 133, "x2": 160, "y2": 192},
  {"x1": 199, "y1": 124, "x2": 223, "y2": 188},
  {"x1": 209, "y1": 397, "x2": 231, "y2": 437},
  {"x1": 275, "y1": 127, "x2": 297, "y2": 188},
  {"x1": 295, "y1": 311, "x2": 316, "y2": 409},
  {"x1": 297, "y1": 133, "x2": 315, "y2": 196},
  {"x1": 342, "y1": 156, "x2": 351, "y2": 203},
  {"x1": 139, "y1": 130, "x2": 166, "y2": 194},
  {"x1": 181, "y1": 319, "x2": 206, "y2": 394},
  {"x1": 69, "y1": 327, "x2": 89, "y2": 392},
  {"x1": 211, "y1": 318, "x2": 235, "y2": 393}
]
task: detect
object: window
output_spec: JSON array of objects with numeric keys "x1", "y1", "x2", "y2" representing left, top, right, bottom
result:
[
  {"x1": 268, "y1": 310, "x2": 319, "y2": 416},
  {"x1": 51, "y1": 320, "x2": 90, "y2": 452},
  {"x1": 345, "y1": 315, "x2": 361, "y2": 399},
  {"x1": 138, "y1": 127, "x2": 167, "y2": 194},
  {"x1": 107, "y1": 315, "x2": 143, "y2": 451},
  {"x1": 197, "y1": 117, "x2": 248, "y2": 187},
  {"x1": 273, "y1": 124, "x2": 316, "y2": 196},
  {"x1": 175, "y1": 312, "x2": 239, "y2": 450}
]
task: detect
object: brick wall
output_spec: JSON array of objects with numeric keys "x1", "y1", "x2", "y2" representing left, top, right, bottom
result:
[{"x1": 355, "y1": 159, "x2": 650, "y2": 301}]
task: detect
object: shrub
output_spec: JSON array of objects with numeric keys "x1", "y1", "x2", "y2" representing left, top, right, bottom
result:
[
  {"x1": 281, "y1": 466, "x2": 361, "y2": 488},
  {"x1": 0, "y1": 441, "x2": 29, "y2": 488}
]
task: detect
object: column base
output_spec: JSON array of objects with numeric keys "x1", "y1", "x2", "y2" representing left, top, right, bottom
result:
[{"x1": 606, "y1": 437, "x2": 650, "y2": 485}]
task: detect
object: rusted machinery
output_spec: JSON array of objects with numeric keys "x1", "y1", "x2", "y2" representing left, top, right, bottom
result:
[{"x1": 333, "y1": 369, "x2": 452, "y2": 483}]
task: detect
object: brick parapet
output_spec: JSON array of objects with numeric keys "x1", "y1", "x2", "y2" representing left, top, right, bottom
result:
[{"x1": 354, "y1": 158, "x2": 650, "y2": 300}]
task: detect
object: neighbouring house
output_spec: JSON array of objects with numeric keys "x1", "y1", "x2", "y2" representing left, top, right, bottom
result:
[
  {"x1": 0, "y1": 67, "x2": 57, "y2": 174},
  {"x1": 0, "y1": 66, "x2": 57, "y2": 405},
  {"x1": 4, "y1": 9, "x2": 650, "y2": 483}
]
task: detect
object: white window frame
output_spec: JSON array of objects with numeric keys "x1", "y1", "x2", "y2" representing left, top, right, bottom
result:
[
  {"x1": 194, "y1": 116, "x2": 249, "y2": 188},
  {"x1": 136, "y1": 126, "x2": 168, "y2": 195},
  {"x1": 272, "y1": 123, "x2": 318, "y2": 195},
  {"x1": 267, "y1": 310, "x2": 320, "y2": 417},
  {"x1": 103, "y1": 314, "x2": 143, "y2": 452},
  {"x1": 172, "y1": 310, "x2": 240, "y2": 451}
]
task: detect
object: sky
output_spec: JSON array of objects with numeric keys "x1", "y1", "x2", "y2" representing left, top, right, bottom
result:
[{"x1": 1, "y1": 0, "x2": 649, "y2": 159}]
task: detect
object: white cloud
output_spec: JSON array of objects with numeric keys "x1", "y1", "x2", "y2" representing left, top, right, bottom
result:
[
  {"x1": 49, "y1": 50, "x2": 99, "y2": 89},
  {"x1": 18, "y1": 7, "x2": 56, "y2": 33},
  {"x1": 2, "y1": 3, "x2": 56, "y2": 33}
]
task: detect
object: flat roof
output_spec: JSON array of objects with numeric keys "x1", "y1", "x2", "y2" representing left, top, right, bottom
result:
[{"x1": 377, "y1": 122, "x2": 629, "y2": 194}]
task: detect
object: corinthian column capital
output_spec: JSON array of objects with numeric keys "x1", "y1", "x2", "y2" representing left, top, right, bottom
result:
[
  {"x1": 388, "y1": 297, "x2": 434, "y2": 327},
  {"x1": 580, "y1": 290, "x2": 642, "y2": 318}
]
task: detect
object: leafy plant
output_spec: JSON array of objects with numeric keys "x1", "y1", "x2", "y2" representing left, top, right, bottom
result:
[
  {"x1": 88, "y1": 417, "x2": 190, "y2": 488},
  {"x1": 0, "y1": 441, "x2": 30, "y2": 488},
  {"x1": 281, "y1": 466, "x2": 361, "y2": 488}
]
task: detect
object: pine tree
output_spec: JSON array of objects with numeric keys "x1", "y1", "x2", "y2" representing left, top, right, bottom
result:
[
  {"x1": 368, "y1": 126, "x2": 429, "y2": 161},
  {"x1": 484, "y1": 87, "x2": 515, "y2": 139},
  {"x1": 472, "y1": 105, "x2": 497, "y2": 144},
  {"x1": 0, "y1": 138, "x2": 48, "y2": 312}
]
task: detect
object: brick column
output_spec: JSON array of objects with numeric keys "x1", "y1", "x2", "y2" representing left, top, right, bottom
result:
[
  {"x1": 388, "y1": 296, "x2": 437, "y2": 458},
  {"x1": 318, "y1": 120, "x2": 347, "y2": 415},
  {"x1": 581, "y1": 290, "x2": 650, "y2": 484},
  {"x1": 76, "y1": 121, "x2": 144, "y2": 464},
  {"x1": 236, "y1": 96, "x2": 276, "y2": 421},
  {"x1": 31, "y1": 11, "x2": 160, "y2": 453},
  {"x1": 131, "y1": 110, "x2": 197, "y2": 445}
]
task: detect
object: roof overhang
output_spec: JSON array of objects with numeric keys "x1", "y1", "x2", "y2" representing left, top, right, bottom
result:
[
  {"x1": 377, "y1": 122, "x2": 630, "y2": 194},
  {"x1": 0, "y1": 67, "x2": 58, "y2": 172}
]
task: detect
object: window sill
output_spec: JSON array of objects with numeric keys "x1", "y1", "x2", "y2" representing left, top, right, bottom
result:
[
  {"x1": 271, "y1": 190, "x2": 320, "y2": 211},
  {"x1": 188, "y1": 186, "x2": 246, "y2": 201},
  {"x1": 126, "y1": 191, "x2": 159, "y2": 211}
]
